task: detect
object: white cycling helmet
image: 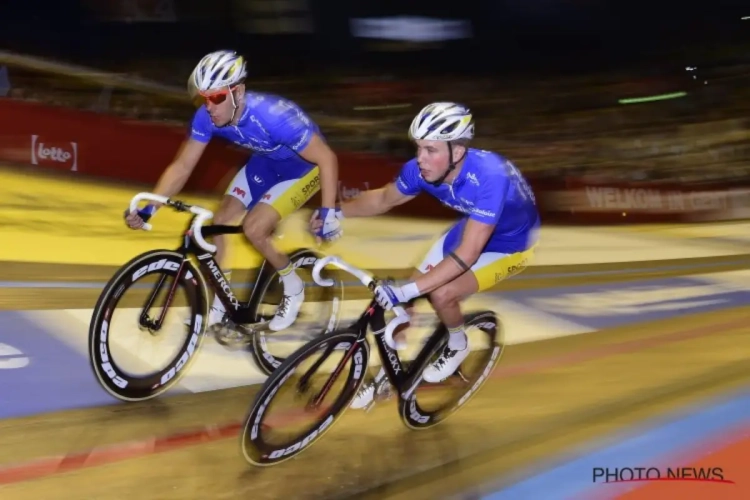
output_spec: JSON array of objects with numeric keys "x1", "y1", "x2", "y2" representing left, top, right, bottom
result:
[
  {"x1": 190, "y1": 50, "x2": 247, "y2": 94},
  {"x1": 409, "y1": 102, "x2": 475, "y2": 142}
]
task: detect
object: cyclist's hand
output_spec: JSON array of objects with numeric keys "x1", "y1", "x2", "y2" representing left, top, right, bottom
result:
[
  {"x1": 124, "y1": 204, "x2": 156, "y2": 230},
  {"x1": 314, "y1": 207, "x2": 343, "y2": 243},
  {"x1": 374, "y1": 283, "x2": 408, "y2": 310},
  {"x1": 309, "y1": 210, "x2": 324, "y2": 242}
]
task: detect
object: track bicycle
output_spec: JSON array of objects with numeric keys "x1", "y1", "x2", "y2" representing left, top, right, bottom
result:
[
  {"x1": 240, "y1": 254, "x2": 504, "y2": 466},
  {"x1": 89, "y1": 192, "x2": 344, "y2": 402}
]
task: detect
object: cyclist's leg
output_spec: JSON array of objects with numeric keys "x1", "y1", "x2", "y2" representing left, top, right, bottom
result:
[
  {"x1": 214, "y1": 195, "x2": 247, "y2": 264},
  {"x1": 350, "y1": 222, "x2": 461, "y2": 408},
  {"x1": 241, "y1": 157, "x2": 320, "y2": 331},
  {"x1": 206, "y1": 166, "x2": 254, "y2": 325},
  {"x1": 420, "y1": 220, "x2": 537, "y2": 382},
  {"x1": 407, "y1": 220, "x2": 474, "y2": 381},
  {"x1": 349, "y1": 266, "x2": 477, "y2": 409},
  {"x1": 353, "y1": 220, "x2": 535, "y2": 405},
  {"x1": 391, "y1": 228, "x2": 452, "y2": 343}
]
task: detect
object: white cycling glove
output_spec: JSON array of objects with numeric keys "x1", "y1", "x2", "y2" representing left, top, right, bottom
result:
[
  {"x1": 315, "y1": 207, "x2": 344, "y2": 242},
  {"x1": 373, "y1": 282, "x2": 421, "y2": 310}
]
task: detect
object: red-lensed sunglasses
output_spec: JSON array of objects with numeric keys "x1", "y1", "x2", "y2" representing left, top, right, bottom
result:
[{"x1": 200, "y1": 86, "x2": 236, "y2": 105}]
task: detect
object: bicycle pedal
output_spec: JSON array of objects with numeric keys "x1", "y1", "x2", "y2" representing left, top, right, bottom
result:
[
  {"x1": 212, "y1": 323, "x2": 253, "y2": 350},
  {"x1": 371, "y1": 380, "x2": 392, "y2": 402},
  {"x1": 362, "y1": 385, "x2": 392, "y2": 413}
]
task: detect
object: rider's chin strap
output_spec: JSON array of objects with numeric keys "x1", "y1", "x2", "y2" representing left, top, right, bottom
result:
[
  {"x1": 218, "y1": 88, "x2": 240, "y2": 128},
  {"x1": 227, "y1": 89, "x2": 239, "y2": 125},
  {"x1": 427, "y1": 142, "x2": 466, "y2": 187}
]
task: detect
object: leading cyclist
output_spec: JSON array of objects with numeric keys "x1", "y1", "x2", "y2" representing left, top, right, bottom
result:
[
  {"x1": 311, "y1": 102, "x2": 540, "y2": 408},
  {"x1": 125, "y1": 50, "x2": 343, "y2": 331}
]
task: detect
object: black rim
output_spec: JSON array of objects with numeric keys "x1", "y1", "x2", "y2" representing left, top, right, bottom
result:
[
  {"x1": 89, "y1": 251, "x2": 206, "y2": 401},
  {"x1": 242, "y1": 330, "x2": 368, "y2": 466},
  {"x1": 400, "y1": 312, "x2": 503, "y2": 430}
]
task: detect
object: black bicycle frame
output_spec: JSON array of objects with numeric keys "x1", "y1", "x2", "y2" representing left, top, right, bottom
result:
[
  {"x1": 184, "y1": 217, "x2": 264, "y2": 324},
  {"x1": 180, "y1": 216, "x2": 322, "y2": 326},
  {"x1": 141, "y1": 215, "x2": 280, "y2": 329},
  {"x1": 351, "y1": 297, "x2": 449, "y2": 400}
]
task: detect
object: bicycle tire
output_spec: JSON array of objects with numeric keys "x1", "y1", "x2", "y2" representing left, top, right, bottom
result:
[
  {"x1": 89, "y1": 250, "x2": 208, "y2": 402},
  {"x1": 241, "y1": 329, "x2": 369, "y2": 467},
  {"x1": 249, "y1": 249, "x2": 345, "y2": 375},
  {"x1": 399, "y1": 310, "x2": 504, "y2": 430}
]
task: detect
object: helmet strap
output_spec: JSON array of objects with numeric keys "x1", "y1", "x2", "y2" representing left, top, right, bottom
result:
[{"x1": 227, "y1": 88, "x2": 239, "y2": 125}]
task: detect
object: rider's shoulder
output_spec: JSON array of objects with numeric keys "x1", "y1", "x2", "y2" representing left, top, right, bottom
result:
[
  {"x1": 245, "y1": 92, "x2": 301, "y2": 118},
  {"x1": 468, "y1": 149, "x2": 510, "y2": 177},
  {"x1": 243, "y1": 92, "x2": 317, "y2": 134},
  {"x1": 243, "y1": 91, "x2": 273, "y2": 111},
  {"x1": 468, "y1": 148, "x2": 505, "y2": 165}
]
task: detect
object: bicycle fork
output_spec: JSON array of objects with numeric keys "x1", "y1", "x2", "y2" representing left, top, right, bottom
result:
[{"x1": 138, "y1": 260, "x2": 188, "y2": 333}]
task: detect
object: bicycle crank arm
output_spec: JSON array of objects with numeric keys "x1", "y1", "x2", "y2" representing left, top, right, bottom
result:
[
  {"x1": 248, "y1": 321, "x2": 272, "y2": 333},
  {"x1": 213, "y1": 320, "x2": 276, "y2": 350},
  {"x1": 400, "y1": 373, "x2": 424, "y2": 401},
  {"x1": 213, "y1": 323, "x2": 254, "y2": 350}
]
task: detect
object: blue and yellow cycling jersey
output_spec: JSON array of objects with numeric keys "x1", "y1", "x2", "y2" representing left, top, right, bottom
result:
[
  {"x1": 189, "y1": 91, "x2": 321, "y2": 162},
  {"x1": 396, "y1": 148, "x2": 540, "y2": 253}
]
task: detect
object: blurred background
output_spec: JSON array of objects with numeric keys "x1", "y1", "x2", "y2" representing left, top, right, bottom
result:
[
  {"x1": 2, "y1": 0, "x2": 750, "y2": 203},
  {"x1": 2, "y1": 2, "x2": 750, "y2": 499}
]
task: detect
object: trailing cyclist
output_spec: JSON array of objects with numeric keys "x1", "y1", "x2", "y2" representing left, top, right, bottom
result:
[{"x1": 311, "y1": 102, "x2": 540, "y2": 408}]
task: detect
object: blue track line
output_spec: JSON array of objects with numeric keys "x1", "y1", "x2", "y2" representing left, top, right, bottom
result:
[{"x1": 477, "y1": 386, "x2": 750, "y2": 500}]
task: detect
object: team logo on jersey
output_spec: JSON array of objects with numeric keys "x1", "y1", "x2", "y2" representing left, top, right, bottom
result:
[
  {"x1": 472, "y1": 208, "x2": 496, "y2": 218},
  {"x1": 466, "y1": 172, "x2": 480, "y2": 186},
  {"x1": 252, "y1": 175, "x2": 265, "y2": 185}
]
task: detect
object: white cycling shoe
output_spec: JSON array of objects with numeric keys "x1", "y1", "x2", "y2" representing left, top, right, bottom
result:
[
  {"x1": 422, "y1": 344, "x2": 471, "y2": 383},
  {"x1": 269, "y1": 288, "x2": 305, "y2": 331},
  {"x1": 350, "y1": 344, "x2": 472, "y2": 408},
  {"x1": 350, "y1": 368, "x2": 390, "y2": 410}
]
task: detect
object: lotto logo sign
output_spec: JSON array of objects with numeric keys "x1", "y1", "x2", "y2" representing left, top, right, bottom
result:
[{"x1": 31, "y1": 135, "x2": 78, "y2": 171}]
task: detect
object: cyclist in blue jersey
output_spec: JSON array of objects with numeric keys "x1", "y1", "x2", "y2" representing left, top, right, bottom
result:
[
  {"x1": 125, "y1": 50, "x2": 343, "y2": 331},
  {"x1": 311, "y1": 102, "x2": 540, "y2": 408}
]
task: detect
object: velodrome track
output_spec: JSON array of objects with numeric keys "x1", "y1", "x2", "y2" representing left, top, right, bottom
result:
[{"x1": 1, "y1": 165, "x2": 749, "y2": 499}]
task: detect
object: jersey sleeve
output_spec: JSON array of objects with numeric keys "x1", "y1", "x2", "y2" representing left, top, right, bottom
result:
[
  {"x1": 266, "y1": 99, "x2": 316, "y2": 153},
  {"x1": 470, "y1": 169, "x2": 509, "y2": 225},
  {"x1": 394, "y1": 160, "x2": 422, "y2": 196},
  {"x1": 189, "y1": 107, "x2": 213, "y2": 143}
]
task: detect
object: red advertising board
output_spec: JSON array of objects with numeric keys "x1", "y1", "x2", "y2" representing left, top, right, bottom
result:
[
  {"x1": 536, "y1": 181, "x2": 750, "y2": 224},
  {"x1": 0, "y1": 98, "x2": 455, "y2": 217},
  {"x1": 0, "y1": 98, "x2": 248, "y2": 192},
  {"x1": 3, "y1": 99, "x2": 747, "y2": 224}
]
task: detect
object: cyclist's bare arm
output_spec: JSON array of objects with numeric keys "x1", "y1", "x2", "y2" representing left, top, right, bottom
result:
[
  {"x1": 340, "y1": 182, "x2": 415, "y2": 217},
  {"x1": 298, "y1": 133, "x2": 339, "y2": 208},
  {"x1": 151, "y1": 138, "x2": 209, "y2": 204},
  {"x1": 414, "y1": 218, "x2": 495, "y2": 294}
]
